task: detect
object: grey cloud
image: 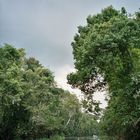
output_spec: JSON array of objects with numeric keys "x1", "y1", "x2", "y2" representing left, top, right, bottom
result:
[{"x1": 0, "y1": 0, "x2": 140, "y2": 73}]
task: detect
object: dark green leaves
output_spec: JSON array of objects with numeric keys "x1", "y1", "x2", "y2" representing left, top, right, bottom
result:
[{"x1": 68, "y1": 6, "x2": 140, "y2": 139}]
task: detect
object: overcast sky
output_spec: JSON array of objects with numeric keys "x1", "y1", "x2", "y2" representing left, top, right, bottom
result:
[{"x1": 0, "y1": 0, "x2": 140, "y2": 107}]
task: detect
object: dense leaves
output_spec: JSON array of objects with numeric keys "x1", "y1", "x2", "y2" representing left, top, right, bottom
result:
[
  {"x1": 0, "y1": 44, "x2": 98, "y2": 140},
  {"x1": 0, "y1": 44, "x2": 57, "y2": 139},
  {"x1": 67, "y1": 6, "x2": 140, "y2": 139}
]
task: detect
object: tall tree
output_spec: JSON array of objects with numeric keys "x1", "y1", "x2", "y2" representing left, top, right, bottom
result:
[
  {"x1": 0, "y1": 44, "x2": 98, "y2": 140},
  {"x1": 0, "y1": 44, "x2": 58, "y2": 139},
  {"x1": 67, "y1": 6, "x2": 140, "y2": 139}
]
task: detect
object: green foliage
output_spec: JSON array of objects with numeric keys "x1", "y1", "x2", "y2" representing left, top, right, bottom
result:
[
  {"x1": 0, "y1": 44, "x2": 98, "y2": 139},
  {"x1": 0, "y1": 44, "x2": 61, "y2": 139},
  {"x1": 0, "y1": 45, "x2": 29, "y2": 140},
  {"x1": 67, "y1": 6, "x2": 140, "y2": 139}
]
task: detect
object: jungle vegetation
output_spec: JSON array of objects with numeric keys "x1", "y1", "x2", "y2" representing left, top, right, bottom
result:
[
  {"x1": 68, "y1": 6, "x2": 140, "y2": 140},
  {"x1": 0, "y1": 6, "x2": 140, "y2": 140}
]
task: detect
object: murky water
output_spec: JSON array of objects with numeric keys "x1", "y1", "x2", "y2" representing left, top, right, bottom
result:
[{"x1": 64, "y1": 136, "x2": 99, "y2": 140}]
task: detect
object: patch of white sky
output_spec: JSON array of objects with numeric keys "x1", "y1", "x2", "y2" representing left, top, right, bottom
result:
[{"x1": 54, "y1": 64, "x2": 107, "y2": 108}]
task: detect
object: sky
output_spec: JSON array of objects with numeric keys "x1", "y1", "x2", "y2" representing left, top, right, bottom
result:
[{"x1": 0, "y1": 0, "x2": 140, "y2": 107}]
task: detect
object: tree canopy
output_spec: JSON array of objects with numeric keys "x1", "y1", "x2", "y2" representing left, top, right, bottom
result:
[
  {"x1": 0, "y1": 44, "x2": 99, "y2": 140},
  {"x1": 67, "y1": 6, "x2": 140, "y2": 139}
]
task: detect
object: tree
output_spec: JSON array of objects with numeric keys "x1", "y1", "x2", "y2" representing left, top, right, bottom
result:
[
  {"x1": 0, "y1": 44, "x2": 30, "y2": 140},
  {"x1": 0, "y1": 44, "x2": 98, "y2": 140},
  {"x1": 67, "y1": 6, "x2": 140, "y2": 139},
  {"x1": 0, "y1": 44, "x2": 59, "y2": 139}
]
